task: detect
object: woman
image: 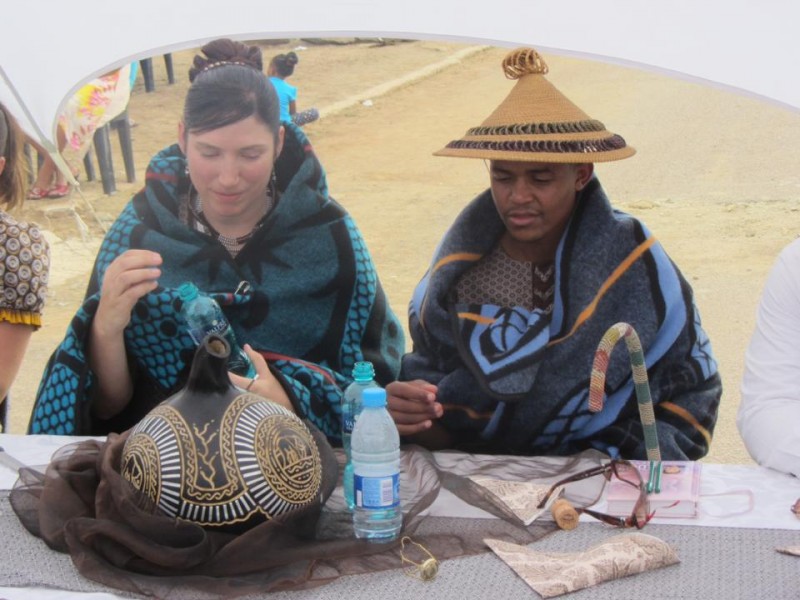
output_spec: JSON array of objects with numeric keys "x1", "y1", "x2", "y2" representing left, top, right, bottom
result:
[
  {"x1": 0, "y1": 101, "x2": 50, "y2": 428},
  {"x1": 29, "y1": 39, "x2": 403, "y2": 437}
]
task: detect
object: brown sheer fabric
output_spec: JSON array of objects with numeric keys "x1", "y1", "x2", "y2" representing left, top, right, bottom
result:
[{"x1": 10, "y1": 431, "x2": 608, "y2": 599}]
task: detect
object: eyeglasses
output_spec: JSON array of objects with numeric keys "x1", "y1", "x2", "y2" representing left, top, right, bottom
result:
[{"x1": 536, "y1": 459, "x2": 653, "y2": 529}]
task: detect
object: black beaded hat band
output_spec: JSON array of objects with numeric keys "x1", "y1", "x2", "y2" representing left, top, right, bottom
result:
[{"x1": 434, "y1": 48, "x2": 635, "y2": 163}]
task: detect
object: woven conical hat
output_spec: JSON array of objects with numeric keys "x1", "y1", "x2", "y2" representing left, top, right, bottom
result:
[{"x1": 435, "y1": 48, "x2": 635, "y2": 163}]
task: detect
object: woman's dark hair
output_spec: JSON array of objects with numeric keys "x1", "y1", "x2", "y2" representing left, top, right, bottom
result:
[
  {"x1": 270, "y1": 51, "x2": 299, "y2": 78},
  {"x1": 0, "y1": 101, "x2": 28, "y2": 209},
  {"x1": 184, "y1": 39, "x2": 280, "y2": 138}
]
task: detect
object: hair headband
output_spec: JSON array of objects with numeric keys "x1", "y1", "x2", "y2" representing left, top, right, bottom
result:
[{"x1": 200, "y1": 60, "x2": 251, "y2": 74}]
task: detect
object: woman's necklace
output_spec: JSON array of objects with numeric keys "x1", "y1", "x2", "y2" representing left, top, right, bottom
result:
[{"x1": 189, "y1": 184, "x2": 276, "y2": 257}]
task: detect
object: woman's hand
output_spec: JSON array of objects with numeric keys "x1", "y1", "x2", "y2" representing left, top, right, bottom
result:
[
  {"x1": 94, "y1": 250, "x2": 163, "y2": 339},
  {"x1": 386, "y1": 379, "x2": 441, "y2": 436},
  {"x1": 89, "y1": 250, "x2": 162, "y2": 420},
  {"x1": 229, "y1": 344, "x2": 295, "y2": 413}
]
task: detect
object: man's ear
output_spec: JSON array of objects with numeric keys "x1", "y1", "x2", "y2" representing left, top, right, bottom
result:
[
  {"x1": 575, "y1": 163, "x2": 594, "y2": 191},
  {"x1": 177, "y1": 121, "x2": 187, "y2": 155}
]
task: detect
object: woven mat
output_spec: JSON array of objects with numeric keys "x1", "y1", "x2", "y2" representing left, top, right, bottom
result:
[{"x1": 1, "y1": 491, "x2": 798, "y2": 599}]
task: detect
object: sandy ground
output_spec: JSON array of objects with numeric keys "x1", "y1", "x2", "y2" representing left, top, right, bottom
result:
[{"x1": 9, "y1": 39, "x2": 800, "y2": 466}]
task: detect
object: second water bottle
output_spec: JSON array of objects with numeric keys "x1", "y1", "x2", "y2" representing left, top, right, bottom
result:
[{"x1": 351, "y1": 387, "x2": 402, "y2": 542}]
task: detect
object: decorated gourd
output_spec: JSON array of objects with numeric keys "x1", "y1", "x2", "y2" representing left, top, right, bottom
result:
[{"x1": 120, "y1": 334, "x2": 324, "y2": 532}]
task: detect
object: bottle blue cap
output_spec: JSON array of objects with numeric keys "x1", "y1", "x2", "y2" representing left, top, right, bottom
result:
[
  {"x1": 178, "y1": 282, "x2": 199, "y2": 301},
  {"x1": 362, "y1": 387, "x2": 386, "y2": 408}
]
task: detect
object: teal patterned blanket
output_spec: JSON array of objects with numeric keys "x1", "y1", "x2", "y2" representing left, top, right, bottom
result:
[{"x1": 30, "y1": 124, "x2": 404, "y2": 438}]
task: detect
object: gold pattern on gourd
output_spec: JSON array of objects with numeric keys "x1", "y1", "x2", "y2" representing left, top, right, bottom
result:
[{"x1": 121, "y1": 335, "x2": 323, "y2": 531}]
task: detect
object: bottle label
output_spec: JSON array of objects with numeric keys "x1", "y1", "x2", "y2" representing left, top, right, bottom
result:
[
  {"x1": 342, "y1": 413, "x2": 357, "y2": 435},
  {"x1": 187, "y1": 320, "x2": 226, "y2": 345},
  {"x1": 354, "y1": 473, "x2": 400, "y2": 509}
]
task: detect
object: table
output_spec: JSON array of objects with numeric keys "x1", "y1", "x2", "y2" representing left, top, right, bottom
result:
[{"x1": 1, "y1": 434, "x2": 799, "y2": 599}]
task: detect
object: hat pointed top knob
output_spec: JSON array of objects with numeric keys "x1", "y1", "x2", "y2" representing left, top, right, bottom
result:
[{"x1": 502, "y1": 48, "x2": 549, "y2": 80}]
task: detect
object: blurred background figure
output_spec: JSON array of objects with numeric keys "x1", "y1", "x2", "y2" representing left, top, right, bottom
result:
[
  {"x1": 268, "y1": 51, "x2": 319, "y2": 127},
  {"x1": 27, "y1": 63, "x2": 135, "y2": 199},
  {"x1": 0, "y1": 101, "x2": 51, "y2": 430}
]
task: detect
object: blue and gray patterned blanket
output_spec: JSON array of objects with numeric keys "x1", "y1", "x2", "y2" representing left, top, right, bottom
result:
[{"x1": 402, "y1": 177, "x2": 721, "y2": 460}]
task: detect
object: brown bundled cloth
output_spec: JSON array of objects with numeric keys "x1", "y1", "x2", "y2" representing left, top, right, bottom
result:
[{"x1": 9, "y1": 430, "x2": 607, "y2": 599}]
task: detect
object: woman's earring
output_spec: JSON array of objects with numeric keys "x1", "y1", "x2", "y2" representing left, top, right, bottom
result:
[
  {"x1": 267, "y1": 169, "x2": 277, "y2": 200},
  {"x1": 185, "y1": 164, "x2": 190, "y2": 177}
]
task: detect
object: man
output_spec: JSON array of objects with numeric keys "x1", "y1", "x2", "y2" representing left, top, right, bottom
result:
[{"x1": 387, "y1": 48, "x2": 721, "y2": 460}]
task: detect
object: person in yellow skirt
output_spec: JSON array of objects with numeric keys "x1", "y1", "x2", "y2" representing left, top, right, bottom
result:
[{"x1": 0, "y1": 100, "x2": 50, "y2": 429}]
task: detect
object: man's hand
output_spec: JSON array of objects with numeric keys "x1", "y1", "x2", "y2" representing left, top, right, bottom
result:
[{"x1": 386, "y1": 379, "x2": 441, "y2": 436}]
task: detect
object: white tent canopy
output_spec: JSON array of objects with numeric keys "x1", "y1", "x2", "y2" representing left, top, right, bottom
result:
[{"x1": 3, "y1": 0, "x2": 799, "y2": 158}]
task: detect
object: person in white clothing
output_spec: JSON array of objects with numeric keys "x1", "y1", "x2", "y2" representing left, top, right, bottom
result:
[{"x1": 738, "y1": 237, "x2": 800, "y2": 477}]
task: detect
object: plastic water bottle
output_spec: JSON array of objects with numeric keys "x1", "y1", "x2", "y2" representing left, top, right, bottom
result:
[
  {"x1": 342, "y1": 362, "x2": 379, "y2": 511},
  {"x1": 177, "y1": 282, "x2": 256, "y2": 378},
  {"x1": 351, "y1": 387, "x2": 402, "y2": 542}
]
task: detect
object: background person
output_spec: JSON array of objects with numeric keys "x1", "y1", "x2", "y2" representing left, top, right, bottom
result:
[
  {"x1": 0, "y1": 101, "x2": 50, "y2": 429},
  {"x1": 738, "y1": 237, "x2": 800, "y2": 477},
  {"x1": 25, "y1": 126, "x2": 71, "y2": 199},
  {"x1": 386, "y1": 48, "x2": 721, "y2": 461},
  {"x1": 268, "y1": 51, "x2": 319, "y2": 127},
  {"x1": 29, "y1": 39, "x2": 402, "y2": 436},
  {"x1": 27, "y1": 63, "x2": 135, "y2": 199}
]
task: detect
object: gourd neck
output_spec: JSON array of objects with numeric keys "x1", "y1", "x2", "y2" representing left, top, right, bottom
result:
[{"x1": 186, "y1": 334, "x2": 233, "y2": 394}]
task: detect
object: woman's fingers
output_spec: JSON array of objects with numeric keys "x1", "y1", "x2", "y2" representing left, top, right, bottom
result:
[
  {"x1": 242, "y1": 344, "x2": 268, "y2": 370},
  {"x1": 116, "y1": 274, "x2": 160, "y2": 302},
  {"x1": 103, "y1": 251, "x2": 161, "y2": 294},
  {"x1": 106, "y1": 252, "x2": 161, "y2": 295},
  {"x1": 228, "y1": 372, "x2": 248, "y2": 390},
  {"x1": 232, "y1": 346, "x2": 295, "y2": 413},
  {"x1": 112, "y1": 249, "x2": 163, "y2": 270},
  {"x1": 95, "y1": 250, "x2": 163, "y2": 337}
]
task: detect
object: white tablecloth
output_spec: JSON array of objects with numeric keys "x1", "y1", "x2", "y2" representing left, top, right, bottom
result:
[{"x1": 1, "y1": 434, "x2": 799, "y2": 599}]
